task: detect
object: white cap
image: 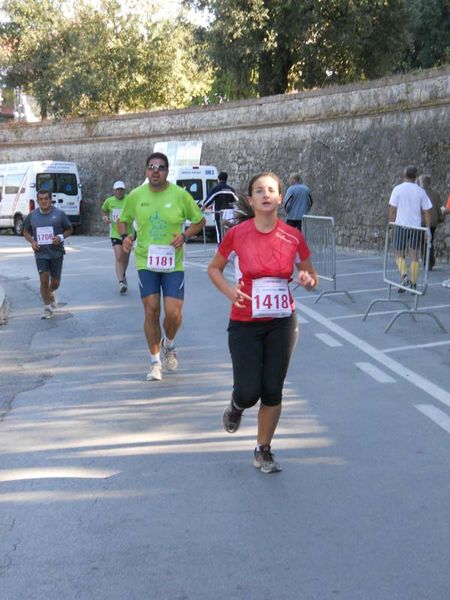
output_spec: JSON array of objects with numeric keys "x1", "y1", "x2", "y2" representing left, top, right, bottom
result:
[{"x1": 113, "y1": 180, "x2": 125, "y2": 190}]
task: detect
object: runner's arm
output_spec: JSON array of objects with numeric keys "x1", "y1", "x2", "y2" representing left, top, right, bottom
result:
[
  {"x1": 208, "y1": 252, "x2": 252, "y2": 307},
  {"x1": 172, "y1": 217, "x2": 206, "y2": 248},
  {"x1": 295, "y1": 257, "x2": 318, "y2": 291}
]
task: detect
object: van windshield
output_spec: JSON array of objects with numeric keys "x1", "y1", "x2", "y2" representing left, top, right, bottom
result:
[
  {"x1": 177, "y1": 179, "x2": 203, "y2": 202},
  {"x1": 36, "y1": 173, "x2": 78, "y2": 196}
]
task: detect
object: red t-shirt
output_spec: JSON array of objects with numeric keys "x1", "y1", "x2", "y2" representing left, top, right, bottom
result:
[{"x1": 219, "y1": 218, "x2": 311, "y2": 321}]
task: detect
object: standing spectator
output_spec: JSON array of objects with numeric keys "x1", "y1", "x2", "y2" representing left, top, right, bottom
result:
[
  {"x1": 22, "y1": 189, "x2": 73, "y2": 319},
  {"x1": 389, "y1": 165, "x2": 432, "y2": 292},
  {"x1": 282, "y1": 173, "x2": 313, "y2": 232},
  {"x1": 441, "y1": 195, "x2": 450, "y2": 288},
  {"x1": 418, "y1": 174, "x2": 443, "y2": 270},
  {"x1": 203, "y1": 171, "x2": 238, "y2": 243},
  {"x1": 101, "y1": 181, "x2": 134, "y2": 294}
]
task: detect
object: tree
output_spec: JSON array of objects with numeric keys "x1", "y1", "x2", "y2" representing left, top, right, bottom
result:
[
  {"x1": 401, "y1": 0, "x2": 450, "y2": 69},
  {"x1": 1, "y1": 0, "x2": 67, "y2": 118},
  {"x1": 185, "y1": 0, "x2": 412, "y2": 98},
  {"x1": 0, "y1": 0, "x2": 213, "y2": 118}
]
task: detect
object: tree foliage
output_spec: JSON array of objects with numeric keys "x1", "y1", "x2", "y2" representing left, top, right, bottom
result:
[
  {"x1": 185, "y1": 0, "x2": 449, "y2": 99},
  {"x1": 0, "y1": 0, "x2": 213, "y2": 118},
  {"x1": 1, "y1": 0, "x2": 448, "y2": 118},
  {"x1": 401, "y1": 0, "x2": 450, "y2": 69}
]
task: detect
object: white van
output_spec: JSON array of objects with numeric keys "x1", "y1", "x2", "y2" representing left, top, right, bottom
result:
[
  {"x1": 0, "y1": 161, "x2": 82, "y2": 235},
  {"x1": 169, "y1": 165, "x2": 219, "y2": 234}
]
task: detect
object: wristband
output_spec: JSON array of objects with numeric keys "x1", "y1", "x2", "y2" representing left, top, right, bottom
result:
[
  {"x1": 58, "y1": 234, "x2": 64, "y2": 242},
  {"x1": 182, "y1": 233, "x2": 189, "y2": 243}
]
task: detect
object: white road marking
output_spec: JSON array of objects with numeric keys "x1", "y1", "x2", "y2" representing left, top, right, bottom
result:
[
  {"x1": 383, "y1": 340, "x2": 450, "y2": 353},
  {"x1": 330, "y1": 303, "x2": 450, "y2": 321},
  {"x1": 415, "y1": 405, "x2": 450, "y2": 434},
  {"x1": 315, "y1": 333, "x2": 342, "y2": 347},
  {"x1": 356, "y1": 362, "x2": 396, "y2": 383},
  {"x1": 295, "y1": 300, "x2": 450, "y2": 408}
]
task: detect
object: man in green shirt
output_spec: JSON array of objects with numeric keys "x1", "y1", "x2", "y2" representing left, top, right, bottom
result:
[
  {"x1": 101, "y1": 180, "x2": 134, "y2": 294},
  {"x1": 118, "y1": 152, "x2": 206, "y2": 381}
]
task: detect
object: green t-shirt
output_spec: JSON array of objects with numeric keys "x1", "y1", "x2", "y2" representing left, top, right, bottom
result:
[
  {"x1": 119, "y1": 182, "x2": 203, "y2": 271},
  {"x1": 101, "y1": 195, "x2": 133, "y2": 239}
]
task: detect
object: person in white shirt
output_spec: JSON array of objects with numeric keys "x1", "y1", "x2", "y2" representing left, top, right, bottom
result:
[{"x1": 388, "y1": 165, "x2": 432, "y2": 292}]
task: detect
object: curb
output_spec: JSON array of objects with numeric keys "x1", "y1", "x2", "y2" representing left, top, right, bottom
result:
[{"x1": 0, "y1": 285, "x2": 8, "y2": 325}]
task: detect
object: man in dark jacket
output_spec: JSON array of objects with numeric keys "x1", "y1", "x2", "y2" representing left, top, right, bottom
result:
[{"x1": 203, "y1": 171, "x2": 238, "y2": 243}]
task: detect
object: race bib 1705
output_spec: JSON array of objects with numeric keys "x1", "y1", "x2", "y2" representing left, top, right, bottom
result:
[{"x1": 36, "y1": 226, "x2": 54, "y2": 245}]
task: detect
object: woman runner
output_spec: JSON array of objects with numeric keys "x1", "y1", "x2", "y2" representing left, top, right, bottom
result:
[{"x1": 208, "y1": 172, "x2": 318, "y2": 473}]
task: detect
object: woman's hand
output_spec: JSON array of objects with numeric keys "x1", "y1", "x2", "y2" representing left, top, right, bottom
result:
[
  {"x1": 297, "y1": 269, "x2": 317, "y2": 291},
  {"x1": 228, "y1": 281, "x2": 252, "y2": 308}
]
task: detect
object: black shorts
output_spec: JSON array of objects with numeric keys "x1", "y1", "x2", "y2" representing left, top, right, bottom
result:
[
  {"x1": 35, "y1": 256, "x2": 64, "y2": 279},
  {"x1": 394, "y1": 227, "x2": 422, "y2": 251},
  {"x1": 111, "y1": 237, "x2": 123, "y2": 247},
  {"x1": 228, "y1": 312, "x2": 298, "y2": 408}
]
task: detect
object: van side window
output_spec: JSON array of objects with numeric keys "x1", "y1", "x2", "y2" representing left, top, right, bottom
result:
[
  {"x1": 57, "y1": 173, "x2": 77, "y2": 196},
  {"x1": 37, "y1": 173, "x2": 55, "y2": 193},
  {"x1": 5, "y1": 173, "x2": 25, "y2": 194},
  {"x1": 36, "y1": 173, "x2": 78, "y2": 196},
  {"x1": 176, "y1": 179, "x2": 203, "y2": 202}
]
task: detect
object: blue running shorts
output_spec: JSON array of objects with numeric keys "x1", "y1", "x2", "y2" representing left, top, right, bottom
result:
[{"x1": 137, "y1": 270, "x2": 185, "y2": 300}]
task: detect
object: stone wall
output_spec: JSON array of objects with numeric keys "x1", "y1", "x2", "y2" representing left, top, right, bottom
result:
[{"x1": 1, "y1": 66, "x2": 449, "y2": 260}]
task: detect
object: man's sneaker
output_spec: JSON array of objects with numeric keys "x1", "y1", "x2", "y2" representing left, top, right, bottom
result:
[
  {"x1": 222, "y1": 400, "x2": 243, "y2": 433},
  {"x1": 410, "y1": 282, "x2": 417, "y2": 292},
  {"x1": 41, "y1": 307, "x2": 54, "y2": 320},
  {"x1": 146, "y1": 362, "x2": 162, "y2": 381},
  {"x1": 398, "y1": 274, "x2": 409, "y2": 294},
  {"x1": 119, "y1": 280, "x2": 127, "y2": 295},
  {"x1": 161, "y1": 339, "x2": 178, "y2": 371},
  {"x1": 253, "y1": 445, "x2": 282, "y2": 474},
  {"x1": 442, "y1": 279, "x2": 450, "y2": 289},
  {"x1": 49, "y1": 292, "x2": 58, "y2": 309}
]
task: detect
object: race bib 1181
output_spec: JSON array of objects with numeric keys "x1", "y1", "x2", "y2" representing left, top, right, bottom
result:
[{"x1": 147, "y1": 245, "x2": 175, "y2": 272}]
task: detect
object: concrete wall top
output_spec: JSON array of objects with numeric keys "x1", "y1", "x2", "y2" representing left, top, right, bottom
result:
[{"x1": 1, "y1": 66, "x2": 449, "y2": 147}]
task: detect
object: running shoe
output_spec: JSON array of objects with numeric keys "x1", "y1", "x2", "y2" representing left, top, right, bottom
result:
[
  {"x1": 442, "y1": 279, "x2": 450, "y2": 289},
  {"x1": 161, "y1": 338, "x2": 178, "y2": 371},
  {"x1": 119, "y1": 280, "x2": 127, "y2": 295},
  {"x1": 41, "y1": 307, "x2": 54, "y2": 320},
  {"x1": 146, "y1": 362, "x2": 162, "y2": 381},
  {"x1": 253, "y1": 445, "x2": 282, "y2": 473},
  {"x1": 49, "y1": 292, "x2": 58, "y2": 309},
  {"x1": 397, "y1": 274, "x2": 409, "y2": 294},
  {"x1": 222, "y1": 400, "x2": 243, "y2": 433}
]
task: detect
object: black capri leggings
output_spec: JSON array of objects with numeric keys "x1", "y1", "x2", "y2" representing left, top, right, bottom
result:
[{"x1": 228, "y1": 312, "x2": 299, "y2": 409}]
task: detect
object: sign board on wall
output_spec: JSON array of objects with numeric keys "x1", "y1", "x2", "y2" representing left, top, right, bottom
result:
[{"x1": 153, "y1": 140, "x2": 203, "y2": 180}]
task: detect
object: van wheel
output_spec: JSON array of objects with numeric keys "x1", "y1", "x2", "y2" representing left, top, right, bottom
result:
[{"x1": 13, "y1": 215, "x2": 24, "y2": 236}]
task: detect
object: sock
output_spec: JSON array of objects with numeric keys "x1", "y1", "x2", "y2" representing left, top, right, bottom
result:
[
  {"x1": 410, "y1": 261, "x2": 419, "y2": 284},
  {"x1": 150, "y1": 352, "x2": 160, "y2": 364},
  {"x1": 396, "y1": 256, "x2": 406, "y2": 277},
  {"x1": 45, "y1": 304, "x2": 53, "y2": 312},
  {"x1": 164, "y1": 337, "x2": 175, "y2": 349}
]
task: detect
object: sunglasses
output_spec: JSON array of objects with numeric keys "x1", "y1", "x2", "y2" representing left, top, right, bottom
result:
[{"x1": 146, "y1": 164, "x2": 167, "y2": 172}]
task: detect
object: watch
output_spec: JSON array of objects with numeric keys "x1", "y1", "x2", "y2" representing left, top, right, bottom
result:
[{"x1": 182, "y1": 233, "x2": 189, "y2": 243}]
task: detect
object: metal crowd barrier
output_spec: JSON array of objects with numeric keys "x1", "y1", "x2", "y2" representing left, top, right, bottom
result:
[
  {"x1": 363, "y1": 223, "x2": 447, "y2": 333},
  {"x1": 302, "y1": 215, "x2": 353, "y2": 304}
]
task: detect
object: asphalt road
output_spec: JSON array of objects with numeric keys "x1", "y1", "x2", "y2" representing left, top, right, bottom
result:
[{"x1": 0, "y1": 234, "x2": 449, "y2": 600}]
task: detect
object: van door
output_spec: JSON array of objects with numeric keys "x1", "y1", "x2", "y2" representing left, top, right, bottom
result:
[
  {"x1": 0, "y1": 171, "x2": 27, "y2": 223},
  {"x1": 36, "y1": 171, "x2": 81, "y2": 224}
]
